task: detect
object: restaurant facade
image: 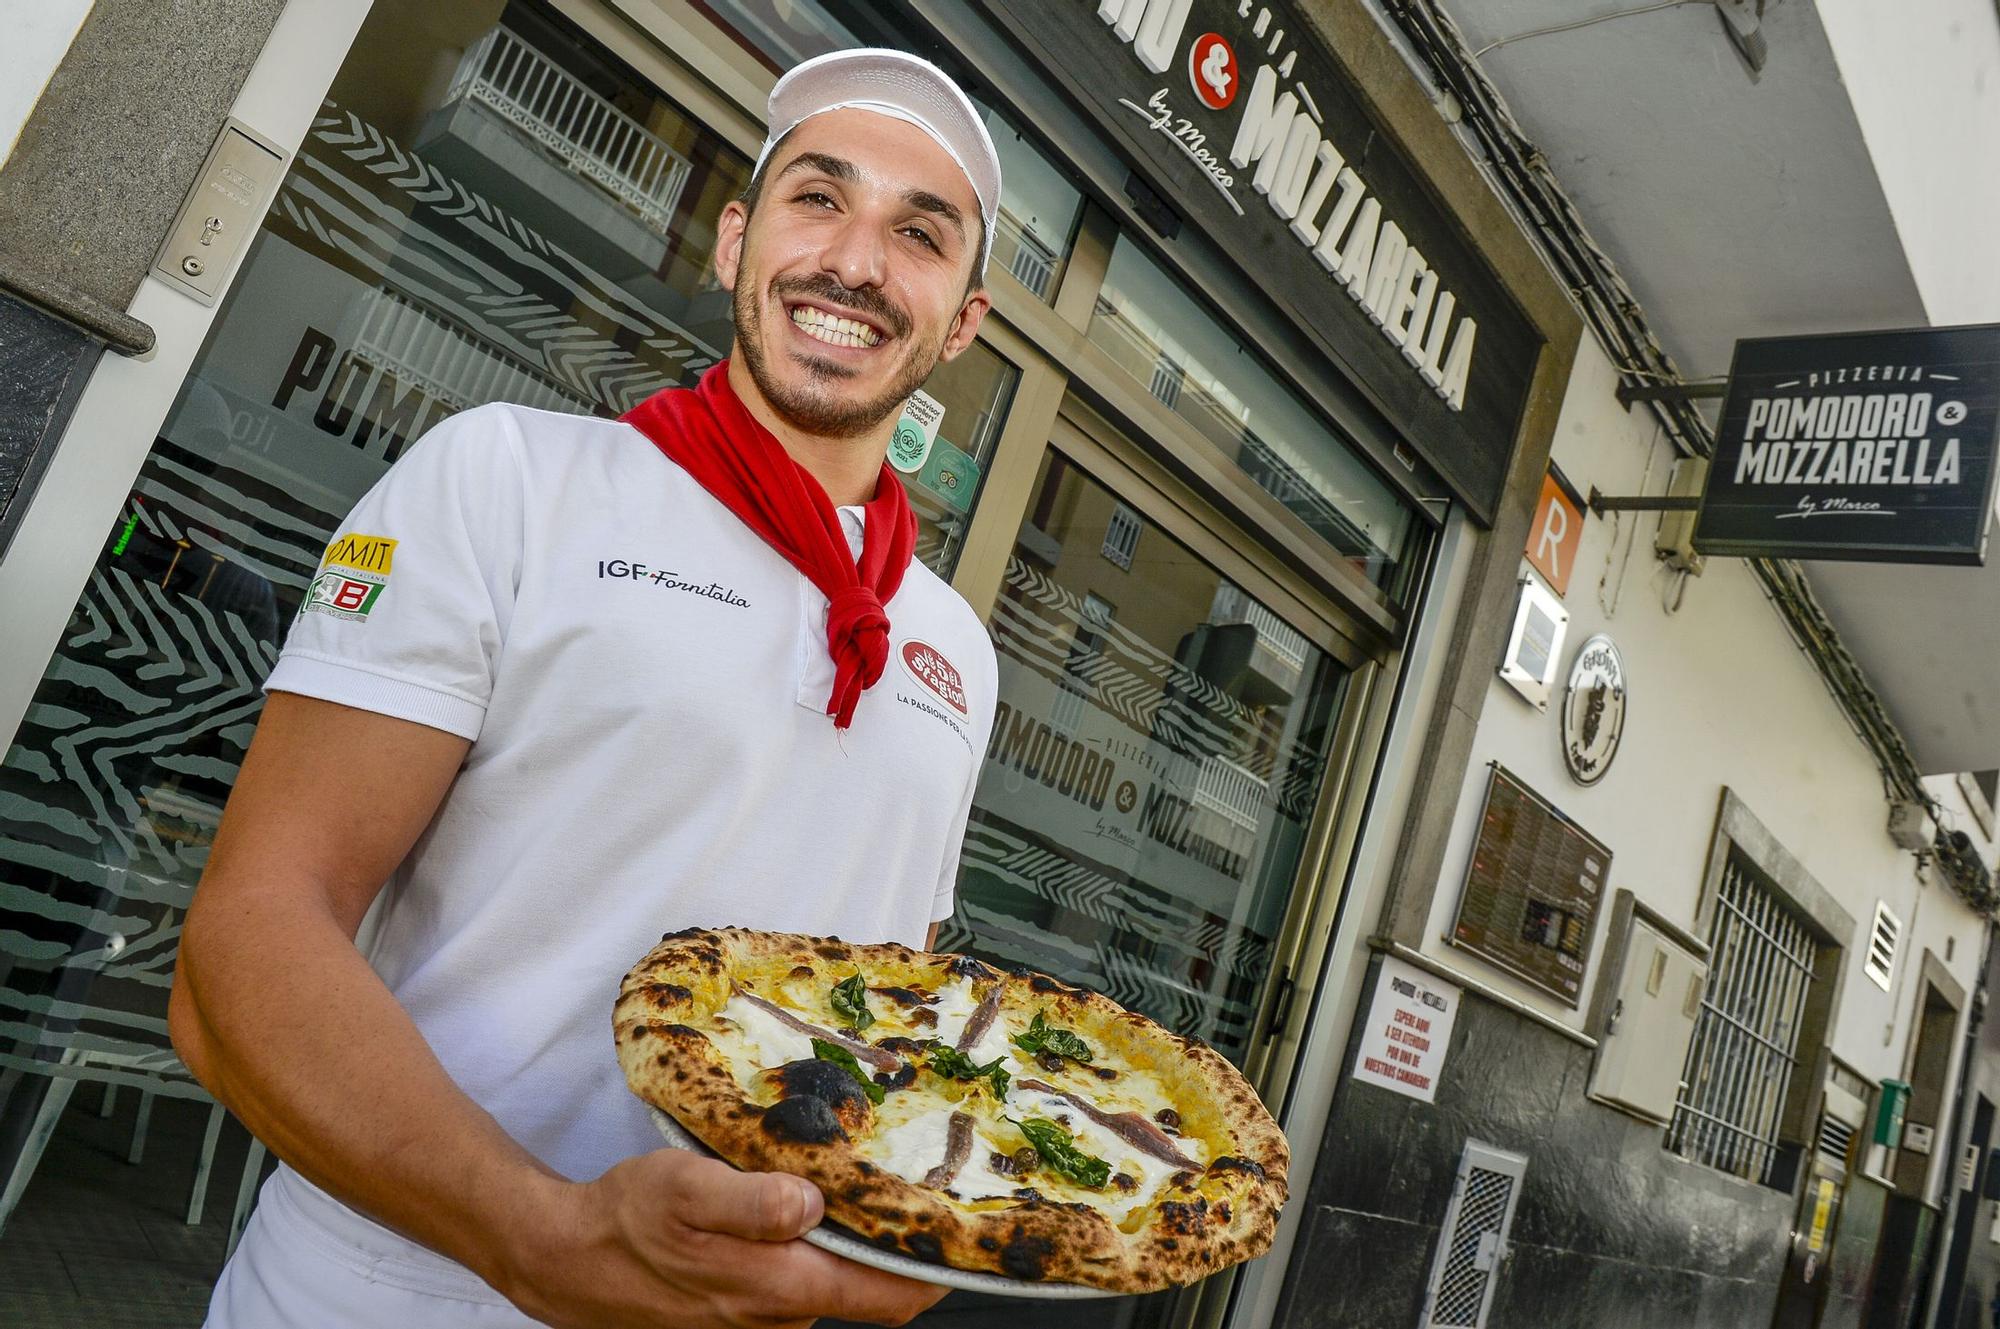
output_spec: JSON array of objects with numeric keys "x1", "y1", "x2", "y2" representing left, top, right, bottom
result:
[{"x1": 0, "y1": 1, "x2": 1608, "y2": 1326}]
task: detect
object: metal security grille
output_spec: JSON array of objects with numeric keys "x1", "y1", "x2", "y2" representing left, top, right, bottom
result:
[
  {"x1": 1421, "y1": 1142, "x2": 1527, "y2": 1329},
  {"x1": 1666, "y1": 851, "x2": 1816, "y2": 1184}
]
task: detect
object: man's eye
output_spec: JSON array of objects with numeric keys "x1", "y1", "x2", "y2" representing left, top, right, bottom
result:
[
  {"x1": 901, "y1": 226, "x2": 940, "y2": 252},
  {"x1": 795, "y1": 191, "x2": 837, "y2": 209}
]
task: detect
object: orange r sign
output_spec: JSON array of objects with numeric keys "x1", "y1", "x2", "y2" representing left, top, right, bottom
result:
[{"x1": 1526, "y1": 469, "x2": 1585, "y2": 597}]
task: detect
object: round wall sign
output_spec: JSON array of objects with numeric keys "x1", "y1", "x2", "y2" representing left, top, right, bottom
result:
[{"x1": 1561, "y1": 634, "x2": 1625, "y2": 786}]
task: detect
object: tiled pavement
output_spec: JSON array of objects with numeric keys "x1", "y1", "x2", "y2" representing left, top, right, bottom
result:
[{"x1": 0, "y1": 1086, "x2": 264, "y2": 1328}]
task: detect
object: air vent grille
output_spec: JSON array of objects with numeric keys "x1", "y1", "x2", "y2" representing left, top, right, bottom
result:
[{"x1": 1864, "y1": 900, "x2": 1900, "y2": 991}]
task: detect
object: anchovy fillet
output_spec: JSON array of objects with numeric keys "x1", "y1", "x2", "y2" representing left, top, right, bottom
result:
[
  {"x1": 1018, "y1": 1078, "x2": 1201, "y2": 1170},
  {"x1": 735, "y1": 989, "x2": 900, "y2": 1071}
]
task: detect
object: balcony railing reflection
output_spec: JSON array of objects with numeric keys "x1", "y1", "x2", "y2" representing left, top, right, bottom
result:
[{"x1": 446, "y1": 27, "x2": 692, "y2": 234}]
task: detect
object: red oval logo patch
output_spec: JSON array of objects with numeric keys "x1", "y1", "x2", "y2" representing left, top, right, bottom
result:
[{"x1": 900, "y1": 640, "x2": 968, "y2": 716}]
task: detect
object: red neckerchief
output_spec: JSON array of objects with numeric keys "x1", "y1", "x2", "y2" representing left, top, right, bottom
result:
[{"x1": 621, "y1": 361, "x2": 917, "y2": 729}]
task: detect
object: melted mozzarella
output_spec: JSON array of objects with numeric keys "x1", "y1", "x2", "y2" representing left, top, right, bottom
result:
[
  {"x1": 710, "y1": 994, "x2": 815, "y2": 1082},
  {"x1": 927, "y1": 977, "x2": 982, "y2": 1046},
  {"x1": 860, "y1": 1103, "x2": 1024, "y2": 1202}
]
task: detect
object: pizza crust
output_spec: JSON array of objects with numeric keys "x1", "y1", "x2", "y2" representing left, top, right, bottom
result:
[{"x1": 613, "y1": 928, "x2": 1289, "y2": 1293}]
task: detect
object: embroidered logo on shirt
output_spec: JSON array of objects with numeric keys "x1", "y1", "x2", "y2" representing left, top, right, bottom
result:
[
  {"x1": 899, "y1": 639, "x2": 968, "y2": 716},
  {"x1": 300, "y1": 532, "x2": 397, "y2": 622}
]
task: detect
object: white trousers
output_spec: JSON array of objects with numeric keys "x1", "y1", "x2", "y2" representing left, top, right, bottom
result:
[{"x1": 204, "y1": 1167, "x2": 549, "y2": 1328}]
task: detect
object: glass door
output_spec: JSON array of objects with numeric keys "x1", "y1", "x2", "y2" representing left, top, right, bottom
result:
[{"x1": 911, "y1": 411, "x2": 1367, "y2": 1329}]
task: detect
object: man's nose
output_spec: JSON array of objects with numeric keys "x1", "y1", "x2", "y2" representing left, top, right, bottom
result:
[{"x1": 818, "y1": 211, "x2": 889, "y2": 291}]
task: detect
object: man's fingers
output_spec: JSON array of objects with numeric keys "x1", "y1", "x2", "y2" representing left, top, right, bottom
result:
[
  {"x1": 664, "y1": 1154, "x2": 824, "y2": 1240},
  {"x1": 763, "y1": 1243, "x2": 951, "y2": 1326}
]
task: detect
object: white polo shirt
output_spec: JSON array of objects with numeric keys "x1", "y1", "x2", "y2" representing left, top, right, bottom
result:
[{"x1": 222, "y1": 401, "x2": 996, "y2": 1320}]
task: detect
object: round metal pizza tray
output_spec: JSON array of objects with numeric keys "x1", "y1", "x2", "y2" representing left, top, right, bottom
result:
[{"x1": 648, "y1": 1108, "x2": 1118, "y2": 1299}]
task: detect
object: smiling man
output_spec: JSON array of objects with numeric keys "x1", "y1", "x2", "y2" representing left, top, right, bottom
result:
[{"x1": 169, "y1": 49, "x2": 1002, "y2": 1329}]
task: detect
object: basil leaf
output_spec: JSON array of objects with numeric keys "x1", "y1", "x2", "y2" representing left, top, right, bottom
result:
[
  {"x1": 811, "y1": 1037, "x2": 886, "y2": 1104},
  {"x1": 926, "y1": 1046, "x2": 1011, "y2": 1098},
  {"x1": 1011, "y1": 1116, "x2": 1110, "y2": 1189},
  {"x1": 1013, "y1": 1010, "x2": 1095, "y2": 1064},
  {"x1": 830, "y1": 974, "x2": 874, "y2": 1031}
]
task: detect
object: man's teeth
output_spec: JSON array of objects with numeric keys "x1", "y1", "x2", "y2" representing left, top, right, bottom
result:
[{"x1": 790, "y1": 306, "x2": 882, "y2": 348}]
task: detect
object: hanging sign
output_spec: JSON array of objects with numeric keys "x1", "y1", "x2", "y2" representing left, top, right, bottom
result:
[
  {"x1": 1694, "y1": 324, "x2": 2000, "y2": 565},
  {"x1": 1353, "y1": 956, "x2": 1460, "y2": 1103},
  {"x1": 976, "y1": 0, "x2": 1542, "y2": 524}
]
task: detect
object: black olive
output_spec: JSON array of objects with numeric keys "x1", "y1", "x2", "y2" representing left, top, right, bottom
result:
[
  {"x1": 989, "y1": 1151, "x2": 1018, "y2": 1176},
  {"x1": 1093, "y1": 1066, "x2": 1118, "y2": 1081},
  {"x1": 1036, "y1": 1051, "x2": 1066, "y2": 1074},
  {"x1": 1155, "y1": 1107, "x2": 1181, "y2": 1132}
]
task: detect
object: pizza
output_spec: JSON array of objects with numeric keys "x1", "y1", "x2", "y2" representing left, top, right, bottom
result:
[{"x1": 612, "y1": 927, "x2": 1289, "y2": 1293}]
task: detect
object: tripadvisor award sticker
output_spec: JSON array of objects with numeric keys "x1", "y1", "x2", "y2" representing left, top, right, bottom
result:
[{"x1": 888, "y1": 390, "x2": 945, "y2": 473}]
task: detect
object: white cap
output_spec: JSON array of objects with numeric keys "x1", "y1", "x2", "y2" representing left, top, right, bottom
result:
[{"x1": 756, "y1": 48, "x2": 1002, "y2": 272}]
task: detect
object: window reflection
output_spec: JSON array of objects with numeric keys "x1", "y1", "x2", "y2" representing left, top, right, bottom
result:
[{"x1": 1091, "y1": 237, "x2": 1416, "y2": 596}]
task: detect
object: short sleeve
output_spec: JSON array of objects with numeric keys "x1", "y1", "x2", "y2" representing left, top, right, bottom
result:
[{"x1": 263, "y1": 405, "x2": 527, "y2": 741}]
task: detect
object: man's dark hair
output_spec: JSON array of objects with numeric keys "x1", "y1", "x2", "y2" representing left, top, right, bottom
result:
[{"x1": 739, "y1": 128, "x2": 988, "y2": 295}]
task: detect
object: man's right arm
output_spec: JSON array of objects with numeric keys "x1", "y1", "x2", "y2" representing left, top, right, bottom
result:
[{"x1": 170, "y1": 691, "x2": 945, "y2": 1328}]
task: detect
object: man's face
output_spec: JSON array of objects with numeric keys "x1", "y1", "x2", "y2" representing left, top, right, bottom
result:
[{"x1": 715, "y1": 109, "x2": 990, "y2": 440}]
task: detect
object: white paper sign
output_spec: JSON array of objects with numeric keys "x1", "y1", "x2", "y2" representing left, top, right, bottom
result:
[
  {"x1": 888, "y1": 389, "x2": 945, "y2": 473},
  {"x1": 1352, "y1": 956, "x2": 1460, "y2": 1103}
]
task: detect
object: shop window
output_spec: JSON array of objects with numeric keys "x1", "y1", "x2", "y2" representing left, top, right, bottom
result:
[
  {"x1": 1665, "y1": 793, "x2": 1849, "y2": 1191},
  {"x1": 695, "y1": 0, "x2": 1088, "y2": 303},
  {"x1": 1089, "y1": 236, "x2": 1417, "y2": 596}
]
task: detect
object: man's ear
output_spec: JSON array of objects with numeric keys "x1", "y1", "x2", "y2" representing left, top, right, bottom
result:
[
  {"x1": 714, "y1": 200, "x2": 749, "y2": 292},
  {"x1": 936, "y1": 288, "x2": 992, "y2": 365}
]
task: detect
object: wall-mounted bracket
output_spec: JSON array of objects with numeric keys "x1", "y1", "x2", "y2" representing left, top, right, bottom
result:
[
  {"x1": 1587, "y1": 487, "x2": 1702, "y2": 516},
  {"x1": 1615, "y1": 380, "x2": 1727, "y2": 410}
]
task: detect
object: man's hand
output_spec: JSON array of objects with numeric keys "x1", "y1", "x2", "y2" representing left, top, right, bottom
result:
[{"x1": 500, "y1": 1150, "x2": 947, "y2": 1328}]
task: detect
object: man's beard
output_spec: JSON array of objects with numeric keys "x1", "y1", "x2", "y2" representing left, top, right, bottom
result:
[{"x1": 734, "y1": 270, "x2": 947, "y2": 439}]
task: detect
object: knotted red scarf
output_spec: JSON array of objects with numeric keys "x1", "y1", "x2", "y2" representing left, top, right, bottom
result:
[{"x1": 621, "y1": 362, "x2": 917, "y2": 728}]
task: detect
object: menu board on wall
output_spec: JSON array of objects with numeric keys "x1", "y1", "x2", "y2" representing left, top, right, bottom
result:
[{"x1": 1449, "y1": 765, "x2": 1610, "y2": 1006}]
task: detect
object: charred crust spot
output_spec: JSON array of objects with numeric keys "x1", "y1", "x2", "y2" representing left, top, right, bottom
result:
[
  {"x1": 789, "y1": 965, "x2": 816, "y2": 980},
  {"x1": 1207, "y1": 1156, "x2": 1266, "y2": 1181},
  {"x1": 659, "y1": 926, "x2": 706, "y2": 942},
  {"x1": 1215, "y1": 1201, "x2": 1233, "y2": 1221},
  {"x1": 1093, "y1": 1066, "x2": 1119, "y2": 1081},
  {"x1": 978, "y1": 1236, "x2": 999, "y2": 1251},
  {"x1": 845, "y1": 1184, "x2": 870, "y2": 1201},
  {"x1": 904, "y1": 1232, "x2": 944, "y2": 1264},
  {"x1": 813, "y1": 941, "x2": 849, "y2": 960},
  {"x1": 871, "y1": 986, "x2": 931, "y2": 1007},
  {"x1": 947, "y1": 955, "x2": 998, "y2": 981},
  {"x1": 1027, "y1": 973, "x2": 1077, "y2": 995},
  {"x1": 760, "y1": 1096, "x2": 847, "y2": 1144},
  {"x1": 857, "y1": 1161, "x2": 878, "y2": 1176},
  {"x1": 774, "y1": 1059, "x2": 871, "y2": 1113},
  {"x1": 875, "y1": 1036, "x2": 927, "y2": 1057},
  {"x1": 1161, "y1": 1238, "x2": 1179, "y2": 1251},
  {"x1": 662, "y1": 1024, "x2": 705, "y2": 1040},
  {"x1": 1157, "y1": 1198, "x2": 1210, "y2": 1236},
  {"x1": 873, "y1": 1232, "x2": 903, "y2": 1252},
  {"x1": 1169, "y1": 1171, "x2": 1199, "y2": 1190},
  {"x1": 873, "y1": 1063, "x2": 918, "y2": 1093},
  {"x1": 1000, "y1": 1228, "x2": 1054, "y2": 1281},
  {"x1": 909, "y1": 1008, "x2": 940, "y2": 1028},
  {"x1": 1111, "y1": 1173, "x2": 1138, "y2": 1192}
]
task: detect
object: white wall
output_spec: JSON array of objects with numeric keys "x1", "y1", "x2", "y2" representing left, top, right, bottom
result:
[
  {"x1": 0, "y1": 0, "x2": 93, "y2": 167},
  {"x1": 0, "y1": 0, "x2": 375, "y2": 752},
  {"x1": 1817, "y1": 0, "x2": 2000, "y2": 326},
  {"x1": 1420, "y1": 336, "x2": 1990, "y2": 1096}
]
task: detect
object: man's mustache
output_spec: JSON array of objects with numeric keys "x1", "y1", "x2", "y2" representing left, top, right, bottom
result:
[{"x1": 770, "y1": 274, "x2": 911, "y2": 341}]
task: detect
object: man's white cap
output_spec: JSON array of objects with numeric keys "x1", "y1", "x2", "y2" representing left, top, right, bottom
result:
[{"x1": 756, "y1": 48, "x2": 1002, "y2": 272}]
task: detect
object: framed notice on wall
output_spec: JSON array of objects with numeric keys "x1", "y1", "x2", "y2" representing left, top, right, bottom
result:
[{"x1": 1449, "y1": 765, "x2": 1611, "y2": 1006}]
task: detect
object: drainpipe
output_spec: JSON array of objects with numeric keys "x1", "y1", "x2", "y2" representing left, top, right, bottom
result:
[{"x1": 1918, "y1": 919, "x2": 1994, "y2": 1328}]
